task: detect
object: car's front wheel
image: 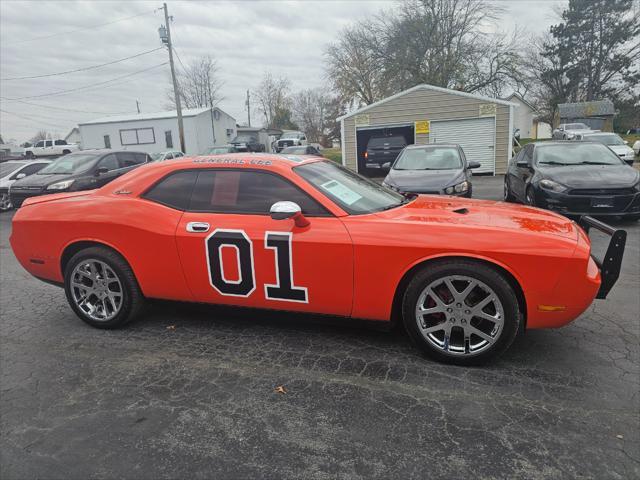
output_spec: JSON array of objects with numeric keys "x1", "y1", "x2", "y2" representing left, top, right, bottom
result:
[
  {"x1": 402, "y1": 260, "x2": 521, "y2": 365},
  {"x1": 0, "y1": 192, "x2": 12, "y2": 212},
  {"x1": 64, "y1": 246, "x2": 145, "y2": 329},
  {"x1": 503, "y1": 180, "x2": 515, "y2": 202}
]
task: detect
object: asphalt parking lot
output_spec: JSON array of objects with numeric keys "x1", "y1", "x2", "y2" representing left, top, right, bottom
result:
[{"x1": 1, "y1": 175, "x2": 638, "y2": 480}]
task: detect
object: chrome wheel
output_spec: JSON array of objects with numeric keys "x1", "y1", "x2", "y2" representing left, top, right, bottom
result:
[
  {"x1": 0, "y1": 193, "x2": 12, "y2": 211},
  {"x1": 70, "y1": 259, "x2": 123, "y2": 321},
  {"x1": 414, "y1": 275, "x2": 504, "y2": 356},
  {"x1": 503, "y1": 182, "x2": 509, "y2": 200}
]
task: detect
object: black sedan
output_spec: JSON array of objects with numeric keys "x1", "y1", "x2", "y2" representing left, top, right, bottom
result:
[
  {"x1": 504, "y1": 141, "x2": 640, "y2": 220},
  {"x1": 9, "y1": 150, "x2": 150, "y2": 208},
  {"x1": 382, "y1": 144, "x2": 480, "y2": 197}
]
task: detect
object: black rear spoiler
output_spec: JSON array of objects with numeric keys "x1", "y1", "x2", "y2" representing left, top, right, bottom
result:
[{"x1": 578, "y1": 216, "x2": 627, "y2": 299}]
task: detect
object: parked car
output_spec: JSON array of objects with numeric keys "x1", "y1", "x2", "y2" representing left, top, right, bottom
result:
[
  {"x1": 0, "y1": 160, "x2": 50, "y2": 212},
  {"x1": 202, "y1": 145, "x2": 239, "y2": 155},
  {"x1": 10, "y1": 155, "x2": 627, "y2": 364},
  {"x1": 504, "y1": 141, "x2": 640, "y2": 220},
  {"x1": 552, "y1": 123, "x2": 597, "y2": 140},
  {"x1": 280, "y1": 145, "x2": 321, "y2": 155},
  {"x1": 9, "y1": 150, "x2": 151, "y2": 208},
  {"x1": 574, "y1": 132, "x2": 636, "y2": 165},
  {"x1": 382, "y1": 144, "x2": 480, "y2": 197},
  {"x1": 273, "y1": 131, "x2": 308, "y2": 152},
  {"x1": 364, "y1": 135, "x2": 407, "y2": 170},
  {"x1": 150, "y1": 151, "x2": 185, "y2": 162},
  {"x1": 230, "y1": 134, "x2": 265, "y2": 152},
  {"x1": 24, "y1": 139, "x2": 79, "y2": 158}
]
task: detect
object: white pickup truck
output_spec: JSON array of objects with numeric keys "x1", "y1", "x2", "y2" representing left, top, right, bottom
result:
[{"x1": 24, "y1": 139, "x2": 79, "y2": 158}]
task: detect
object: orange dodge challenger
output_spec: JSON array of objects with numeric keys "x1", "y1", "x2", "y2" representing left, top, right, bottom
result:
[{"x1": 10, "y1": 154, "x2": 627, "y2": 364}]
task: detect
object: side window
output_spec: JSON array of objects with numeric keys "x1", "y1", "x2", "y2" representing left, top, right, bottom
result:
[
  {"x1": 510, "y1": 149, "x2": 523, "y2": 166},
  {"x1": 117, "y1": 152, "x2": 146, "y2": 167},
  {"x1": 104, "y1": 135, "x2": 111, "y2": 149},
  {"x1": 98, "y1": 154, "x2": 119, "y2": 171},
  {"x1": 189, "y1": 170, "x2": 329, "y2": 216},
  {"x1": 135, "y1": 153, "x2": 149, "y2": 164},
  {"x1": 174, "y1": 152, "x2": 184, "y2": 158},
  {"x1": 55, "y1": 140, "x2": 67, "y2": 145},
  {"x1": 35, "y1": 141, "x2": 45, "y2": 148},
  {"x1": 164, "y1": 152, "x2": 174, "y2": 160},
  {"x1": 143, "y1": 171, "x2": 199, "y2": 210},
  {"x1": 45, "y1": 140, "x2": 53, "y2": 147},
  {"x1": 15, "y1": 163, "x2": 47, "y2": 177},
  {"x1": 165, "y1": 130, "x2": 173, "y2": 149},
  {"x1": 523, "y1": 145, "x2": 534, "y2": 164}
]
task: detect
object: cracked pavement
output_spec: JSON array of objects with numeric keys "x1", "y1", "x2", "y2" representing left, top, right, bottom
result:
[{"x1": 1, "y1": 176, "x2": 639, "y2": 479}]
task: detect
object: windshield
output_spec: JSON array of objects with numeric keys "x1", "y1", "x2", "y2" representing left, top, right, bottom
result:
[
  {"x1": 38, "y1": 154, "x2": 99, "y2": 174},
  {"x1": 0, "y1": 162, "x2": 25, "y2": 177},
  {"x1": 281, "y1": 146, "x2": 307, "y2": 154},
  {"x1": 566, "y1": 123, "x2": 589, "y2": 130},
  {"x1": 394, "y1": 147, "x2": 462, "y2": 170},
  {"x1": 232, "y1": 135, "x2": 256, "y2": 143},
  {"x1": 294, "y1": 160, "x2": 408, "y2": 214},
  {"x1": 535, "y1": 143, "x2": 624, "y2": 166},
  {"x1": 367, "y1": 136, "x2": 406, "y2": 149},
  {"x1": 582, "y1": 134, "x2": 625, "y2": 146},
  {"x1": 205, "y1": 147, "x2": 234, "y2": 154},
  {"x1": 281, "y1": 132, "x2": 301, "y2": 139}
]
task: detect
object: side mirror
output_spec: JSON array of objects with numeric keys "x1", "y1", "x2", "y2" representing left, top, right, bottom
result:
[
  {"x1": 516, "y1": 160, "x2": 529, "y2": 168},
  {"x1": 15, "y1": 173, "x2": 26, "y2": 179},
  {"x1": 468, "y1": 161, "x2": 481, "y2": 169},
  {"x1": 381, "y1": 162, "x2": 391, "y2": 169},
  {"x1": 624, "y1": 159, "x2": 634, "y2": 166},
  {"x1": 270, "y1": 201, "x2": 309, "y2": 227},
  {"x1": 95, "y1": 167, "x2": 109, "y2": 176},
  {"x1": 624, "y1": 140, "x2": 629, "y2": 145}
]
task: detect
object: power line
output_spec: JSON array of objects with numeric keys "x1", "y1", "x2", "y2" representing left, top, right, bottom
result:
[
  {"x1": 1, "y1": 108, "x2": 71, "y2": 130},
  {"x1": 0, "y1": 98, "x2": 132, "y2": 115},
  {"x1": 1, "y1": 47, "x2": 164, "y2": 81},
  {"x1": 3, "y1": 9, "x2": 159, "y2": 46},
  {"x1": 6, "y1": 63, "x2": 169, "y2": 100}
]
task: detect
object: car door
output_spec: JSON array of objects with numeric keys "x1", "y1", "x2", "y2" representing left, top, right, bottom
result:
[
  {"x1": 44, "y1": 140, "x2": 54, "y2": 155},
  {"x1": 174, "y1": 168, "x2": 354, "y2": 316},
  {"x1": 33, "y1": 140, "x2": 45, "y2": 156},
  {"x1": 511, "y1": 145, "x2": 534, "y2": 201},
  {"x1": 92, "y1": 153, "x2": 121, "y2": 187}
]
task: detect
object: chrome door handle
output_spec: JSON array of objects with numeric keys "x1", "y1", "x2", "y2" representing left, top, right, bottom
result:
[{"x1": 186, "y1": 222, "x2": 210, "y2": 233}]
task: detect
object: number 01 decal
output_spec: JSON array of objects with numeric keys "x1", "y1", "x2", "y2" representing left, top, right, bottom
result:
[{"x1": 205, "y1": 229, "x2": 308, "y2": 303}]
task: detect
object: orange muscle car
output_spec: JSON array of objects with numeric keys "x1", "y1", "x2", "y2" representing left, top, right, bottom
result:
[{"x1": 10, "y1": 154, "x2": 627, "y2": 364}]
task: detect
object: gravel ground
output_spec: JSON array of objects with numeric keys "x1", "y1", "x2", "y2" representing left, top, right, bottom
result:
[{"x1": 1, "y1": 176, "x2": 638, "y2": 479}]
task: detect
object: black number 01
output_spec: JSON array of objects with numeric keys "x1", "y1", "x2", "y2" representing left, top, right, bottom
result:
[{"x1": 206, "y1": 229, "x2": 308, "y2": 303}]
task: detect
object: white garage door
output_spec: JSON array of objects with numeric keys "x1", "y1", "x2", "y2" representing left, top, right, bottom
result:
[{"x1": 430, "y1": 117, "x2": 495, "y2": 174}]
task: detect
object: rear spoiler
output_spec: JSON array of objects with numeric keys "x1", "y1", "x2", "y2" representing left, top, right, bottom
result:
[{"x1": 578, "y1": 216, "x2": 627, "y2": 299}]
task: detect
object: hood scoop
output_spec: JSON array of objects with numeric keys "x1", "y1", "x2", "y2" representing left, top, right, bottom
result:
[{"x1": 452, "y1": 207, "x2": 469, "y2": 215}]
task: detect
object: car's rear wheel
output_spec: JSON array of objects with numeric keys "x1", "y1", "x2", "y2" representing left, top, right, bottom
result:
[
  {"x1": 402, "y1": 260, "x2": 521, "y2": 365},
  {"x1": 0, "y1": 192, "x2": 12, "y2": 212},
  {"x1": 64, "y1": 246, "x2": 144, "y2": 329},
  {"x1": 62, "y1": 149, "x2": 71, "y2": 155},
  {"x1": 26, "y1": 151, "x2": 35, "y2": 159}
]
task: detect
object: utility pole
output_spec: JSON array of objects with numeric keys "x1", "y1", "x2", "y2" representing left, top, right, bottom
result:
[
  {"x1": 159, "y1": 3, "x2": 185, "y2": 153},
  {"x1": 246, "y1": 89, "x2": 251, "y2": 127}
]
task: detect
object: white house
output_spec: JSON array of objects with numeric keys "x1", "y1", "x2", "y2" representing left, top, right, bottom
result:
[
  {"x1": 506, "y1": 93, "x2": 551, "y2": 139},
  {"x1": 78, "y1": 107, "x2": 237, "y2": 155},
  {"x1": 65, "y1": 127, "x2": 82, "y2": 147}
]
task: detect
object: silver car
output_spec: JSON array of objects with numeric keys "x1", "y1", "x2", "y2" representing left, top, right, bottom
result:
[{"x1": 552, "y1": 122, "x2": 598, "y2": 140}]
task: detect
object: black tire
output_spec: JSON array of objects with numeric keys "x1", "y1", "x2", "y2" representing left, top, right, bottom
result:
[
  {"x1": 64, "y1": 246, "x2": 145, "y2": 329},
  {"x1": 26, "y1": 151, "x2": 35, "y2": 159},
  {"x1": 525, "y1": 186, "x2": 536, "y2": 206},
  {"x1": 402, "y1": 260, "x2": 522, "y2": 365},
  {"x1": 62, "y1": 149, "x2": 71, "y2": 155},
  {"x1": 503, "y1": 179, "x2": 516, "y2": 202}
]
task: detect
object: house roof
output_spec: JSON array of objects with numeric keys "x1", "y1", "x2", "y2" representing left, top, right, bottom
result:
[
  {"x1": 505, "y1": 93, "x2": 537, "y2": 112},
  {"x1": 79, "y1": 107, "x2": 232, "y2": 126},
  {"x1": 558, "y1": 99, "x2": 615, "y2": 118},
  {"x1": 337, "y1": 83, "x2": 518, "y2": 121}
]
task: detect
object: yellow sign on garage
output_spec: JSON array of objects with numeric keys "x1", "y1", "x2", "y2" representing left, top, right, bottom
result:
[{"x1": 415, "y1": 120, "x2": 430, "y2": 134}]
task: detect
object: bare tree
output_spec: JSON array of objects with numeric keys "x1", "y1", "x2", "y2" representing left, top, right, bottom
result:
[
  {"x1": 292, "y1": 88, "x2": 332, "y2": 144},
  {"x1": 255, "y1": 73, "x2": 292, "y2": 128},
  {"x1": 167, "y1": 55, "x2": 223, "y2": 109},
  {"x1": 29, "y1": 130, "x2": 49, "y2": 143},
  {"x1": 325, "y1": 0, "x2": 522, "y2": 104}
]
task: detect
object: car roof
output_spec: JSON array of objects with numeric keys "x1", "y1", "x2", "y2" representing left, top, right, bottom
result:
[
  {"x1": 404, "y1": 143, "x2": 460, "y2": 149},
  {"x1": 67, "y1": 149, "x2": 147, "y2": 156}
]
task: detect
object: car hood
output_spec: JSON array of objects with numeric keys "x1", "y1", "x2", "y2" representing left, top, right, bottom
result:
[
  {"x1": 385, "y1": 168, "x2": 464, "y2": 192},
  {"x1": 608, "y1": 145, "x2": 635, "y2": 156},
  {"x1": 375, "y1": 195, "x2": 577, "y2": 239},
  {"x1": 11, "y1": 173, "x2": 74, "y2": 188},
  {"x1": 538, "y1": 164, "x2": 639, "y2": 188}
]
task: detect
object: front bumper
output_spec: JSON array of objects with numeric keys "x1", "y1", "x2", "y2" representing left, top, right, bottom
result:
[
  {"x1": 578, "y1": 216, "x2": 627, "y2": 299},
  {"x1": 536, "y1": 187, "x2": 640, "y2": 216},
  {"x1": 9, "y1": 188, "x2": 47, "y2": 208}
]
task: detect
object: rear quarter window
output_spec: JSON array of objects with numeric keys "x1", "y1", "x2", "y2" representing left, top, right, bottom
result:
[{"x1": 143, "y1": 171, "x2": 198, "y2": 210}]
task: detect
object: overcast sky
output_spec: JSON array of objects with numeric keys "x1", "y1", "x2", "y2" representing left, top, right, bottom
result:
[{"x1": 0, "y1": 0, "x2": 565, "y2": 144}]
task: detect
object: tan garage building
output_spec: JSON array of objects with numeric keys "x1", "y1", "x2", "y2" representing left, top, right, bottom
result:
[{"x1": 338, "y1": 84, "x2": 517, "y2": 175}]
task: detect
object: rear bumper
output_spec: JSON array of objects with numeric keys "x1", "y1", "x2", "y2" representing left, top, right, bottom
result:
[{"x1": 536, "y1": 188, "x2": 640, "y2": 216}]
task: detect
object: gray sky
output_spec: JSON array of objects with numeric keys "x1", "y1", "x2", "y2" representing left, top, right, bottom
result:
[{"x1": 0, "y1": 0, "x2": 564, "y2": 144}]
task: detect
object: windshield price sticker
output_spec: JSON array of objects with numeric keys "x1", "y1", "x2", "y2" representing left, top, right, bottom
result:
[{"x1": 320, "y1": 180, "x2": 363, "y2": 206}]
